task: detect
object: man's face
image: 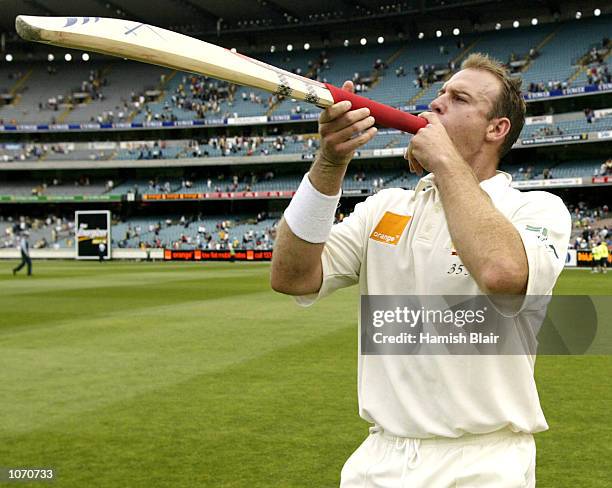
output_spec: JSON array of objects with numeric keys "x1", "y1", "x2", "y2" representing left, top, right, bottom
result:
[{"x1": 429, "y1": 68, "x2": 502, "y2": 162}]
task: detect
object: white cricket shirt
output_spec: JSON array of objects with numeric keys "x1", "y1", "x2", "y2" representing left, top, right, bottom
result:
[{"x1": 297, "y1": 171, "x2": 571, "y2": 438}]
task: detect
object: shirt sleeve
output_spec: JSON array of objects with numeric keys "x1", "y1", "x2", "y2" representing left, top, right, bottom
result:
[
  {"x1": 512, "y1": 192, "x2": 572, "y2": 297},
  {"x1": 488, "y1": 192, "x2": 571, "y2": 318},
  {"x1": 294, "y1": 197, "x2": 371, "y2": 307}
]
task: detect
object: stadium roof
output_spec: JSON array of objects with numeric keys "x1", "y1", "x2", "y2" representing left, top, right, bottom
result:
[{"x1": 0, "y1": 0, "x2": 608, "y2": 47}]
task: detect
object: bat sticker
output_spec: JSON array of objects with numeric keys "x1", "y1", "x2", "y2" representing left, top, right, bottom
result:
[
  {"x1": 63, "y1": 17, "x2": 100, "y2": 28},
  {"x1": 275, "y1": 74, "x2": 292, "y2": 97},
  {"x1": 305, "y1": 85, "x2": 319, "y2": 105}
]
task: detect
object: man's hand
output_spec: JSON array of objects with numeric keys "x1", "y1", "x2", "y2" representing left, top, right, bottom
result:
[
  {"x1": 404, "y1": 111, "x2": 464, "y2": 175},
  {"x1": 318, "y1": 80, "x2": 377, "y2": 168}
]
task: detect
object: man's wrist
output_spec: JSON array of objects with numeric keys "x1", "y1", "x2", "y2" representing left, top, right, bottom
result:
[
  {"x1": 309, "y1": 153, "x2": 348, "y2": 196},
  {"x1": 434, "y1": 153, "x2": 470, "y2": 179},
  {"x1": 283, "y1": 172, "x2": 341, "y2": 243}
]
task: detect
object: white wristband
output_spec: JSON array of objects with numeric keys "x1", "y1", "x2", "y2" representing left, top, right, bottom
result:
[{"x1": 284, "y1": 172, "x2": 341, "y2": 243}]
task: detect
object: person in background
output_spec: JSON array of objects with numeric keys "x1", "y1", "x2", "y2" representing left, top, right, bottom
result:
[
  {"x1": 597, "y1": 240, "x2": 609, "y2": 274},
  {"x1": 591, "y1": 240, "x2": 601, "y2": 273},
  {"x1": 12, "y1": 233, "x2": 32, "y2": 276},
  {"x1": 98, "y1": 241, "x2": 107, "y2": 262}
]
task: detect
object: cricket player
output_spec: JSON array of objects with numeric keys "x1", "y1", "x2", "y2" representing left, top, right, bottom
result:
[
  {"x1": 597, "y1": 240, "x2": 608, "y2": 273},
  {"x1": 12, "y1": 233, "x2": 32, "y2": 276},
  {"x1": 271, "y1": 53, "x2": 571, "y2": 487}
]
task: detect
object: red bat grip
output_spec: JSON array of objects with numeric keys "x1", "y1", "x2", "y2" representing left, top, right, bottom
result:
[{"x1": 324, "y1": 83, "x2": 427, "y2": 134}]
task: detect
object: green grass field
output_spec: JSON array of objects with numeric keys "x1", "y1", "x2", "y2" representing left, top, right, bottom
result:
[{"x1": 0, "y1": 261, "x2": 610, "y2": 487}]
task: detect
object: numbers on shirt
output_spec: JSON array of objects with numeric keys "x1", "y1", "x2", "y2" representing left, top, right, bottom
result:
[{"x1": 447, "y1": 263, "x2": 470, "y2": 276}]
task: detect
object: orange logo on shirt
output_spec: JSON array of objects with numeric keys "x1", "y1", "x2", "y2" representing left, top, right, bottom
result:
[{"x1": 370, "y1": 212, "x2": 411, "y2": 245}]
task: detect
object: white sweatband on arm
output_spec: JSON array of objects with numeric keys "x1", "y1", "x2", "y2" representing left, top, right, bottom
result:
[{"x1": 283, "y1": 172, "x2": 341, "y2": 243}]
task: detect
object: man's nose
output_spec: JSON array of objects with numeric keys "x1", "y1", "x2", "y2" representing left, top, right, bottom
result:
[{"x1": 430, "y1": 97, "x2": 444, "y2": 114}]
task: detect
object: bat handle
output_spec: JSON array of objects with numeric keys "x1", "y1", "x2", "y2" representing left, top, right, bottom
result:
[{"x1": 324, "y1": 83, "x2": 427, "y2": 135}]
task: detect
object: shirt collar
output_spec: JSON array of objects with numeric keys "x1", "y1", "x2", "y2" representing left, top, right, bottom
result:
[
  {"x1": 479, "y1": 170, "x2": 513, "y2": 197},
  {"x1": 412, "y1": 170, "x2": 513, "y2": 199},
  {"x1": 413, "y1": 173, "x2": 436, "y2": 195}
]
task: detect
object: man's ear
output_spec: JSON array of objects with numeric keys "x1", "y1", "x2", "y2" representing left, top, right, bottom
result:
[{"x1": 485, "y1": 117, "x2": 511, "y2": 144}]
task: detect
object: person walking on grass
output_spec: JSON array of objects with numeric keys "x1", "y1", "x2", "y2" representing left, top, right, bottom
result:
[{"x1": 12, "y1": 233, "x2": 32, "y2": 276}]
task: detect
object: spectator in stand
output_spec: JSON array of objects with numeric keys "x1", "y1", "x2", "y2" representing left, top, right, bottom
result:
[{"x1": 373, "y1": 58, "x2": 386, "y2": 72}]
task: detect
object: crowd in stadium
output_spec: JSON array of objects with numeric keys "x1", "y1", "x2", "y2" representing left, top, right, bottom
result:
[
  {"x1": 0, "y1": 214, "x2": 74, "y2": 249},
  {"x1": 0, "y1": 212, "x2": 279, "y2": 252},
  {"x1": 528, "y1": 126, "x2": 566, "y2": 138},
  {"x1": 600, "y1": 158, "x2": 612, "y2": 175},
  {"x1": 166, "y1": 75, "x2": 237, "y2": 119},
  {"x1": 568, "y1": 203, "x2": 610, "y2": 259},
  {"x1": 119, "y1": 134, "x2": 318, "y2": 160},
  {"x1": 41, "y1": 69, "x2": 107, "y2": 116},
  {"x1": 0, "y1": 144, "x2": 43, "y2": 162},
  {"x1": 111, "y1": 211, "x2": 277, "y2": 251},
  {"x1": 3, "y1": 200, "x2": 610, "y2": 254},
  {"x1": 585, "y1": 36, "x2": 611, "y2": 86}
]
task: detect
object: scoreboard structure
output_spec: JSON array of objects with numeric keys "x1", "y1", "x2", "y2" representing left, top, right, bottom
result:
[{"x1": 75, "y1": 210, "x2": 111, "y2": 260}]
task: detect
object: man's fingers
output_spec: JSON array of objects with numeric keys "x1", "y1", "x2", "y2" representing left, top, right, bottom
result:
[
  {"x1": 407, "y1": 148, "x2": 416, "y2": 174},
  {"x1": 418, "y1": 111, "x2": 441, "y2": 125},
  {"x1": 335, "y1": 126, "x2": 378, "y2": 154},
  {"x1": 341, "y1": 80, "x2": 355, "y2": 93},
  {"x1": 320, "y1": 107, "x2": 371, "y2": 135},
  {"x1": 406, "y1": 145, "x2": 424, "y2": 176},
  {"x1": 404, "y1": 145, "x2": 411, "y2": 161},
  {"x1": 415, "y1": 161, "x2": 424, "y2": 176},
  {"x1": 319, "y1": 80, "x2": 359, "y2": 124},
  {"x1": 319, "y1": 100, "x2": 352, "y2": 124},
  {"x1": 413, "y1": 158, "x2": 424, "y2": 176},
  {"x1": 408, "y1": 157, "x2": 415, "y2": 173},
  {"x1": 328, "y1": 115, "x2": 376, "y2": 143}
]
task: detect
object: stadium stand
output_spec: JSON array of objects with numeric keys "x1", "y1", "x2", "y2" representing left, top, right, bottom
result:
[
  {"x1": 0, "y1": 61, "x2": 170, "y2": 125},
  {"x1": 1, "y1": 212, "x2": 278, "y2": 251},
  {"x1": 0, "y1": 105, "x2": 609, "y2": 166},
  {"x1": 2, "y1": 15, "x2": 610, "y2": 125},
  {"x1": 0, "y1": 157, "x2": 608, "y2": 200},
  {"x1": 4, "y1": 199, "x2": 610, "y2": 252}
]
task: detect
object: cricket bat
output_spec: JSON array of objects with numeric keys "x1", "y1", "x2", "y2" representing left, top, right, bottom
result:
[{"x1": 15, "y1": 15, "x2": 426, "y2": 134}]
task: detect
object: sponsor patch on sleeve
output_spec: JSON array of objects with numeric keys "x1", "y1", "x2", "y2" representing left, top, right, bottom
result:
[
  {"x1": 370, "y1": 211, "x2": 411, "y2": 245},
  {"x1": 525, "y1": 224, "x2": 559, "y2": 258}
]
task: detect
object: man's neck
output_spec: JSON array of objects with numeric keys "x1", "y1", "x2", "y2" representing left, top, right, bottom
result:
[{"x1": 466, "y1": 150, "x2": 499, "y2": 182}]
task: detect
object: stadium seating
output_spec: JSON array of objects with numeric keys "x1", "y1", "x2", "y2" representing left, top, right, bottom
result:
[
  {"x1": 1, "y1": 105, "x2": 607, "y2": 167},
  {"x1": 113, "y1": 215, "x2": 278, "y2": 250},
  {"x1": 2, "y1": 15, "x2": 609, "y2": 124}
]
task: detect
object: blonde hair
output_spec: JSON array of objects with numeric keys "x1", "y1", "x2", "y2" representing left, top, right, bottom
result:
[{"x1": 461, "y1": 53, "x2": 525, "y2": 158}]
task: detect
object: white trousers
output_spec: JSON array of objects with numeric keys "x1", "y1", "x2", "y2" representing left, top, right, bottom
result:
[{"x1": 340, "y1": 427, "x2": 536, "y2": 487}]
